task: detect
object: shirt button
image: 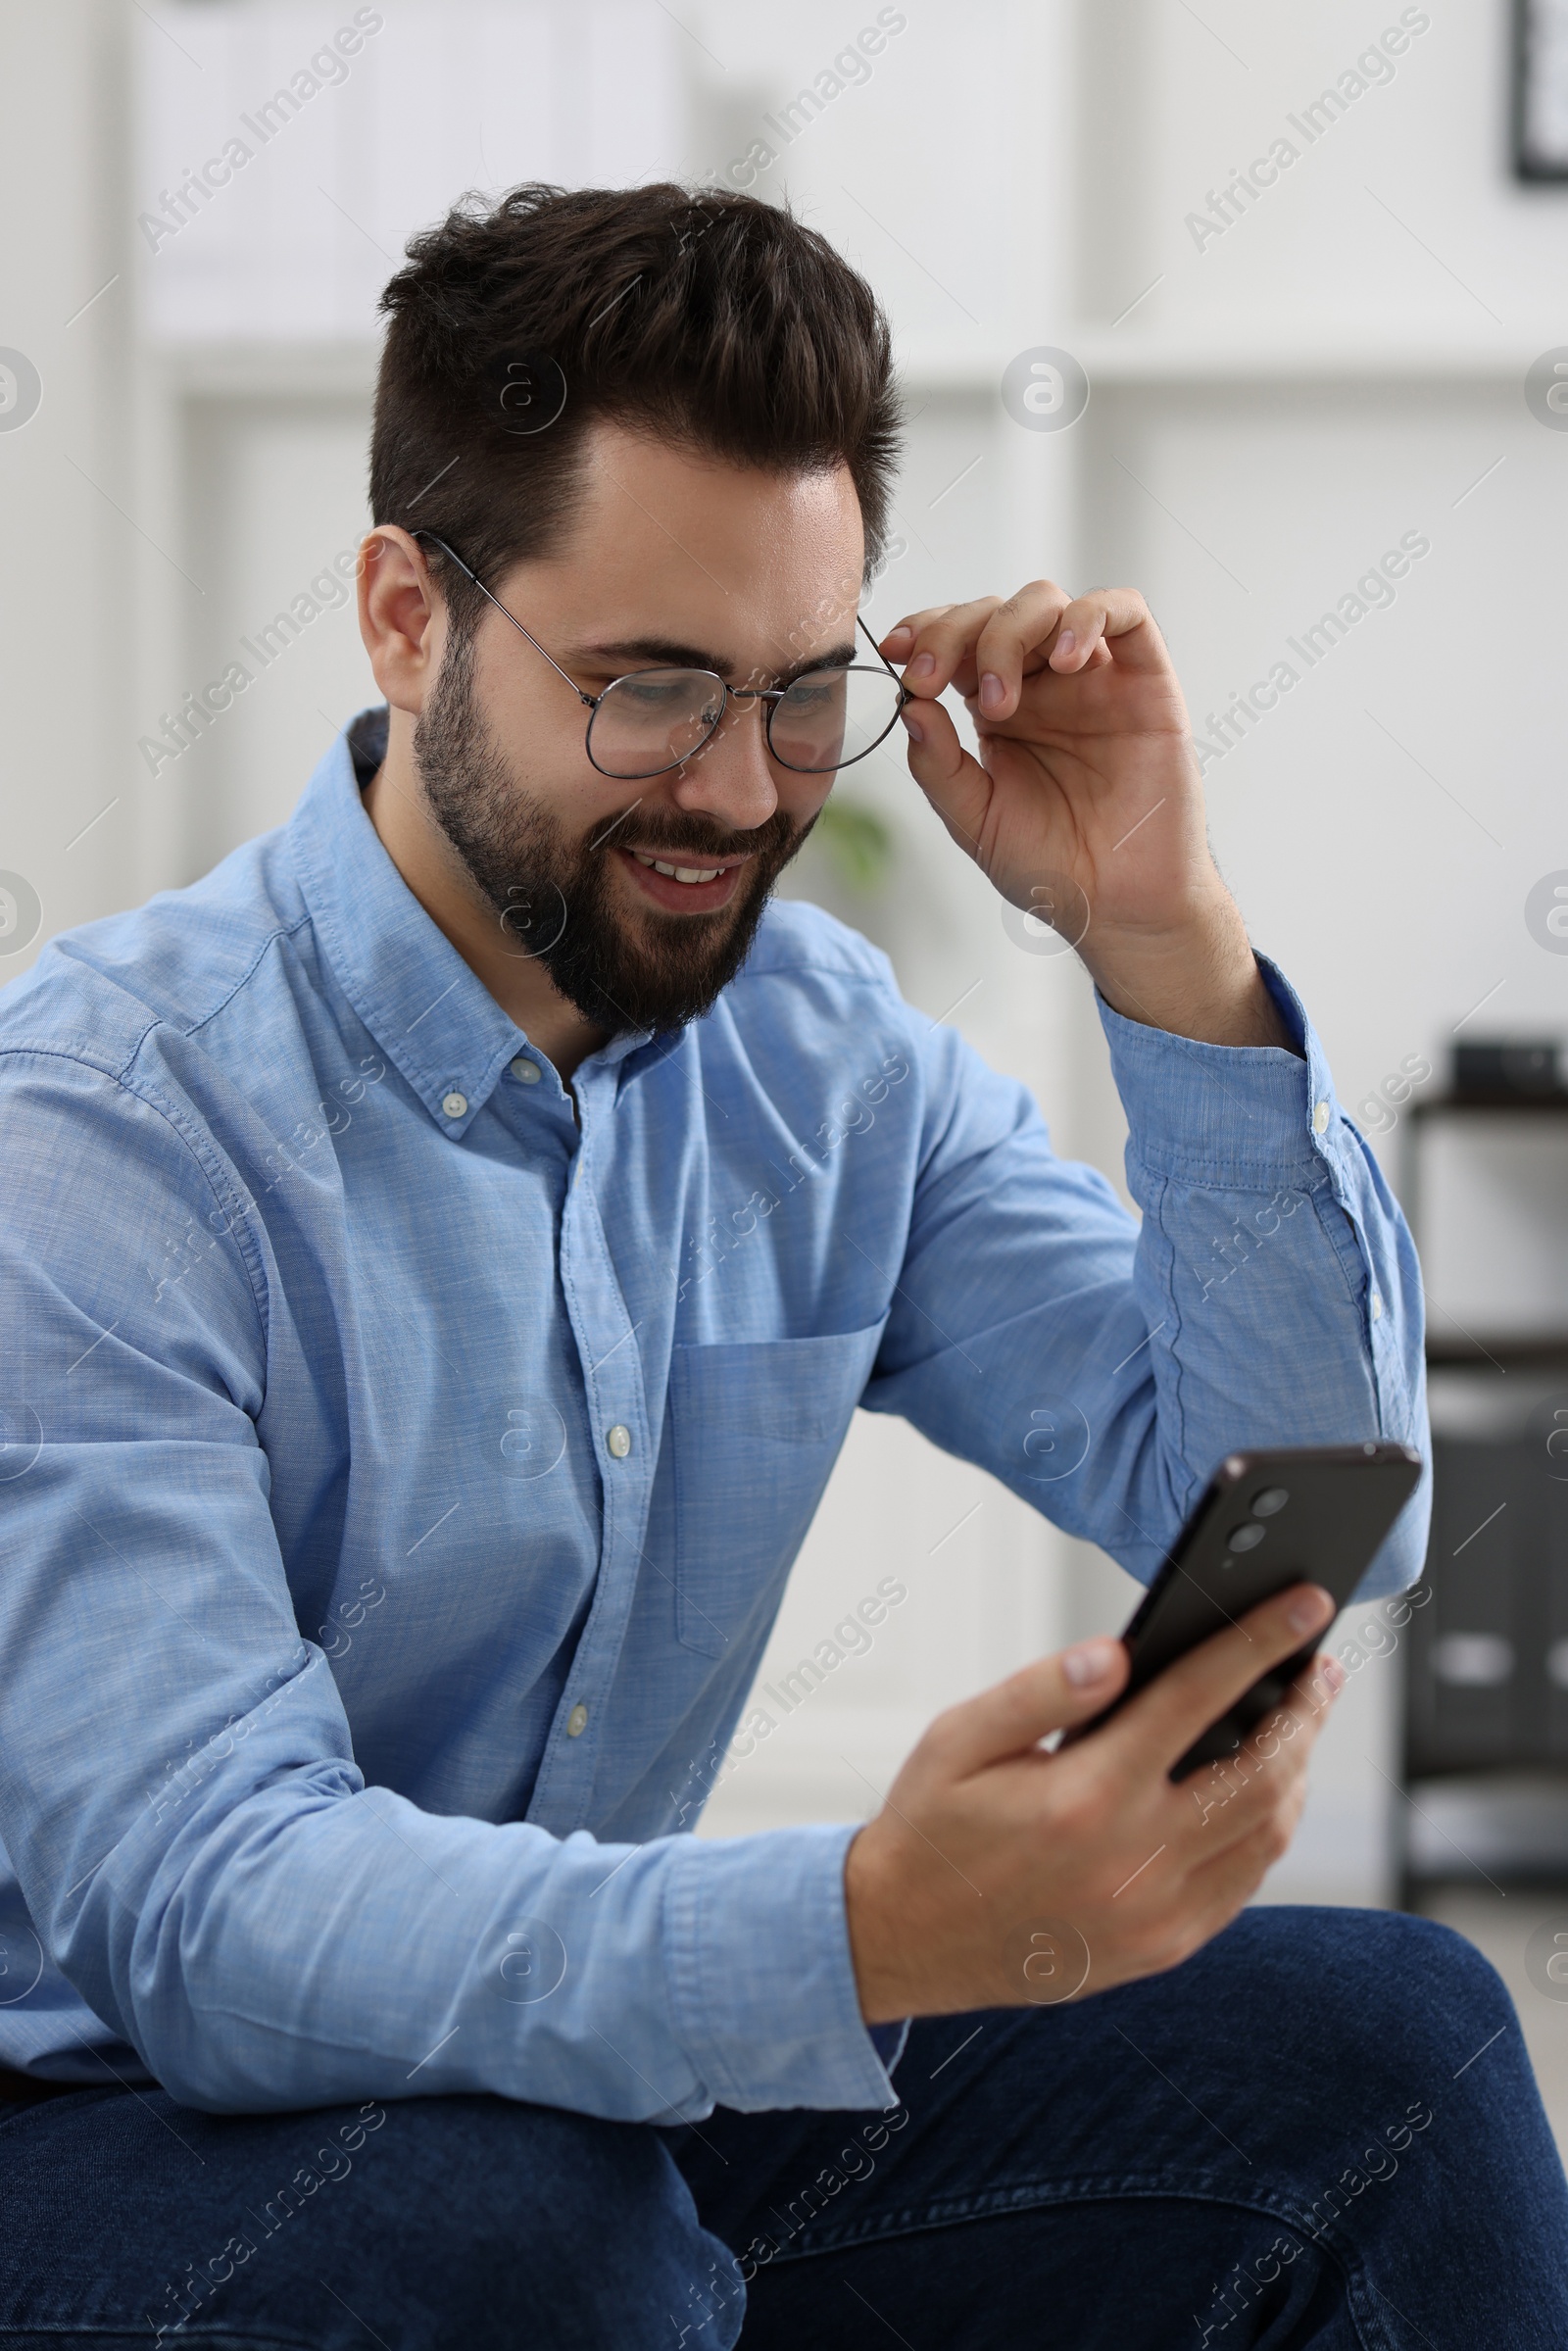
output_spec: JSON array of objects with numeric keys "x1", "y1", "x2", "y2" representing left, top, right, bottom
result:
[
  {"x1": 1312, "y1": 1100, "x2": 1330, "y2": 1136},
  {"x1": 442, "y1": 1091, "x2": 468, "y2": 1119},
  {"x1": 606, "y1": 1424, "x2": 631, "y2": 1459},
  {"x1": 511, "y1": 1056, "x2": 542, "y2": 1085},
  {"x1": 566, "y1": 1702, "x2": 589, "y2": 1738}
]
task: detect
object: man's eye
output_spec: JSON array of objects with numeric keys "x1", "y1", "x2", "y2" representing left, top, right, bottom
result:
[
  {"x1": 614, "y1": 675, "x2": 709, "y2": 713},
  {"x1": 783, "y1": 674, "x2": 847, "y2": 711}
]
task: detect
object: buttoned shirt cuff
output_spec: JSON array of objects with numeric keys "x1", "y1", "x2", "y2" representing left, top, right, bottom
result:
[
  {"x1": 664, "y1": 1821, "x2": 900, "y2": 2114},
  {"x1": 1096, "y1": 954, "x2": 1342, "y2": 1184}
]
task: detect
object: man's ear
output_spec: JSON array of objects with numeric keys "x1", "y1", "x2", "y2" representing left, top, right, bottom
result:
[{"x1": 358, "y1": 525, "x2": 445, "y2": 716}]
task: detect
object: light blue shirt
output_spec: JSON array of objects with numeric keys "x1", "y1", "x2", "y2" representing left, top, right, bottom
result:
[{"x1": 0, "y1": 712, "x2": 1427, "y2": 2114}]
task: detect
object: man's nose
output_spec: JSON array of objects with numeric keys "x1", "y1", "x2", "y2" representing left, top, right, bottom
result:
[{"x1": 666, "y1": 694, "x2": 780, "y2": 834}]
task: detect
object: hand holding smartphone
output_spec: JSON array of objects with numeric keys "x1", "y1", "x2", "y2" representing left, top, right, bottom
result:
[
  {"x1": 1076, "y1": 1442, "x2": 1422, "y2": 1779},
  {"x1": 846, "y1": 1440, "x2": 1422, "y2": 2025}
]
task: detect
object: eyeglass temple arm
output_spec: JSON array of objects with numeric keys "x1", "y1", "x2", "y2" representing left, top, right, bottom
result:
[
  {"x1": 412, "y1": 531, "x2": 598, "y2": 709},
  {"x1": 856, "y1": 609, "x2": 911, "y2": 698}
]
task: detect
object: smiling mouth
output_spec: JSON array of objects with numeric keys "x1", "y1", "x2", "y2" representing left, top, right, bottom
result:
[
  {"x1": 631, "y1": 851, "x2": 732, "y2": 885},
  {"x1": 616, "y1": 844, "x2": 752, "y2": 914}
]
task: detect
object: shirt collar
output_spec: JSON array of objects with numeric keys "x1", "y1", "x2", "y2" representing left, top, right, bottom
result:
[{"x1": 286, "y1": 710, "x2": 680, "y2": 1128}]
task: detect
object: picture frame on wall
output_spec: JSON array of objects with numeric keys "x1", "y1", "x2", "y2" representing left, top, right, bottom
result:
[{"x1": 1515, "y1": 0, "x2": 1568, "y2": 178}]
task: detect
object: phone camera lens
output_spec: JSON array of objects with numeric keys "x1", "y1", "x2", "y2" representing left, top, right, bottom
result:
[
  {"x1": 1227, "y1": 1523, "x2": 1266, "y2": 1553},
  {"x1": 1251, "y1": 1488, "x2": 1290, "y2": 1517}
]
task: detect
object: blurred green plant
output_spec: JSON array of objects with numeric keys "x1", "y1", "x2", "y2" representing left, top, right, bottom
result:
[{"x1": 812, "y1": 797, "x2": 894, "y2": 894}]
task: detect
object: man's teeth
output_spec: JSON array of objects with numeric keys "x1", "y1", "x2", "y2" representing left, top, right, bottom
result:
[{"x1": 633, "y1": 852, "x2": 723, "y2": 885}]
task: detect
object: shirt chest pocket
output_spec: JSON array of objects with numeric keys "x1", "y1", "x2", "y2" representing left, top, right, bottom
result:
[{"x1": 668, "y1": 1319, "x2": 888, "y2": 1660}]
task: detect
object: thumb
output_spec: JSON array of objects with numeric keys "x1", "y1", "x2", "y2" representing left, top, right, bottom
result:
[
  {"x1": 898, "y1": 695, "x2": 992, "y2": 862},
  {"x1": 930, "y1": 1637, "x2": 1129, "y2": 1778}
]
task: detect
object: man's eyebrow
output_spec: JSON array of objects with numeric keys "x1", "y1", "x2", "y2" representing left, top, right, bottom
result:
[{"x1": 573, "y1": 636, "x2": 860, "y2": 686}]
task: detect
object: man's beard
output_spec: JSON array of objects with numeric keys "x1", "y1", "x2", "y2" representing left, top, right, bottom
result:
[{"x1": 413, "y1": 634, "x2": 811, "y2": 1039}]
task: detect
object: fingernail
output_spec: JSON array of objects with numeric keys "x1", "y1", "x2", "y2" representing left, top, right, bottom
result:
[
  {"x1": 1287, "y1": 1587, "x2": 1334, "y2": 1637},
  {"x1": 1062, "y1": 1637, "x2": 1120, "y2": 1689},
  {"x1": 979, "y1": 671, "x2": 1005, "y2": 711},
  {"x1": 1320, "y1": 1655, "x2": 1347, "y2": 1697},
  {"x1": 900, "y1": 707, "x2": 924, "y2": 743},
  {"x1": 883, "y1": 625, "x2": 913, "y2": 648},
  {"x1": 1054, "y1": 629, "x2": 1076, "y2": 661},
  {"x1": 907, "y1": 652, "x2": 936, "y2": 680}
]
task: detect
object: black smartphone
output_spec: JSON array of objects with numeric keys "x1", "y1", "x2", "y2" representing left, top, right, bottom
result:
[{"x1": 1079, "y1": 1442, "x2": 1423, "y2": 1781}]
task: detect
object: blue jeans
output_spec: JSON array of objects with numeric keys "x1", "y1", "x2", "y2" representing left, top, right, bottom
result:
[{"x1": 0, "y1": 1909, "x2": 1562, "y2": 2348}]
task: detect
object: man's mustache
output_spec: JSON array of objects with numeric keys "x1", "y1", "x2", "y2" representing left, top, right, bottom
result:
[{"x1": 586, "y1": 808, "x2": 801, "y2": 863}]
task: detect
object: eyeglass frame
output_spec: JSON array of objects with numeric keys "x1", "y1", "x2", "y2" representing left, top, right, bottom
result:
[{"x1": 410, "y1": 528, "x2": 911, "y2": 780}]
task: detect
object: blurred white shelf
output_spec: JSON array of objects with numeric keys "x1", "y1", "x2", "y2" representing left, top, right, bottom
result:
[
  {"x1": 149, "y1": 325, "x2": 1560, "y2": 410},
  {"x1": 893, "y1": 330, "x2": 1564, "y2": 393},
  {"x1": 1075, "y1": 329, "x2": 1565, "y2": 384}
]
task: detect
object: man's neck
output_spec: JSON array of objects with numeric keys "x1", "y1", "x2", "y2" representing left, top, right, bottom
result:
[{"x1": 359, "y1": 714, "x2": 610, "y2": 1083}]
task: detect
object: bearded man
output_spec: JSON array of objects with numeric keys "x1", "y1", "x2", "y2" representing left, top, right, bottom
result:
[{"x1": 0, "y1": 184, "x2": 1560, "y2": 2350}]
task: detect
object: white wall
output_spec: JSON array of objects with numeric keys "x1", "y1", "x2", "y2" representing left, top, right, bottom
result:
[
  {"x1": 0, "y1": 0, "x2": 136, "y2": 942},
  {"x1": 6, "y1": 0, "x2": 1568, "y2": 1904}
]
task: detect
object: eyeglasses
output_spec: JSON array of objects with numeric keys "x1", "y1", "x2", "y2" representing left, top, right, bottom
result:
[{"x1": 413, "y1": 530, "x2": 909, "y2": 782}]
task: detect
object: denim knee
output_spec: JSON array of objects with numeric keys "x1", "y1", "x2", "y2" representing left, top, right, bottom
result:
[
  {"x1": 1229, "y1": 1905, "x2": 1506, "y2": 2038},
  {"x1": 1208, "y1": 1905, "x2": 1524, "y2": 2132}
]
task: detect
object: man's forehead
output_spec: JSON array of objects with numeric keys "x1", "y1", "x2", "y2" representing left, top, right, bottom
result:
[
  {"x1": 574, "y1": 418, "x2": 857, "y2": 570},
  {"x1": 522, "y1": 423, "x2": 865, "y2": 678}
]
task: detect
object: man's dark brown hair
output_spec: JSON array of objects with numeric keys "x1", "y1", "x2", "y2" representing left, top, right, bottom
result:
[{"x1": 370, "y1": 181, "x2": 902, "y2": 630}]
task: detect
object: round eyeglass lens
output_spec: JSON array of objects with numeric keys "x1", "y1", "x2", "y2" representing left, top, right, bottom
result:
[
  {"x1": 587, "y1": 670, "x2": 726, "y2": 780},
  {"x1": 768, "y1": 665, "x2": 905, "y2": 773}
]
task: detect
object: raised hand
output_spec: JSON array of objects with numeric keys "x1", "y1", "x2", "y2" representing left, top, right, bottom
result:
[{"x1": 880, "y1": 585, "x2": 1290, "y2": 1050}]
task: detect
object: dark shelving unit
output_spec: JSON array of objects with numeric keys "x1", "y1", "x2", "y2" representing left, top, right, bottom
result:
[{"x1": 1399, "y1": 1092, "x2": 1568, "y2": 1890}]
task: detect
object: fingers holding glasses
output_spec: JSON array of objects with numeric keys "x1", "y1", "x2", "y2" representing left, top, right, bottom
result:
[
  {"x1": 879, "y1": 598, "x2": 1005, "y2": 703},
  {"x1": 881, "y1": 585, "x2": 1164, "y2": 727}
]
